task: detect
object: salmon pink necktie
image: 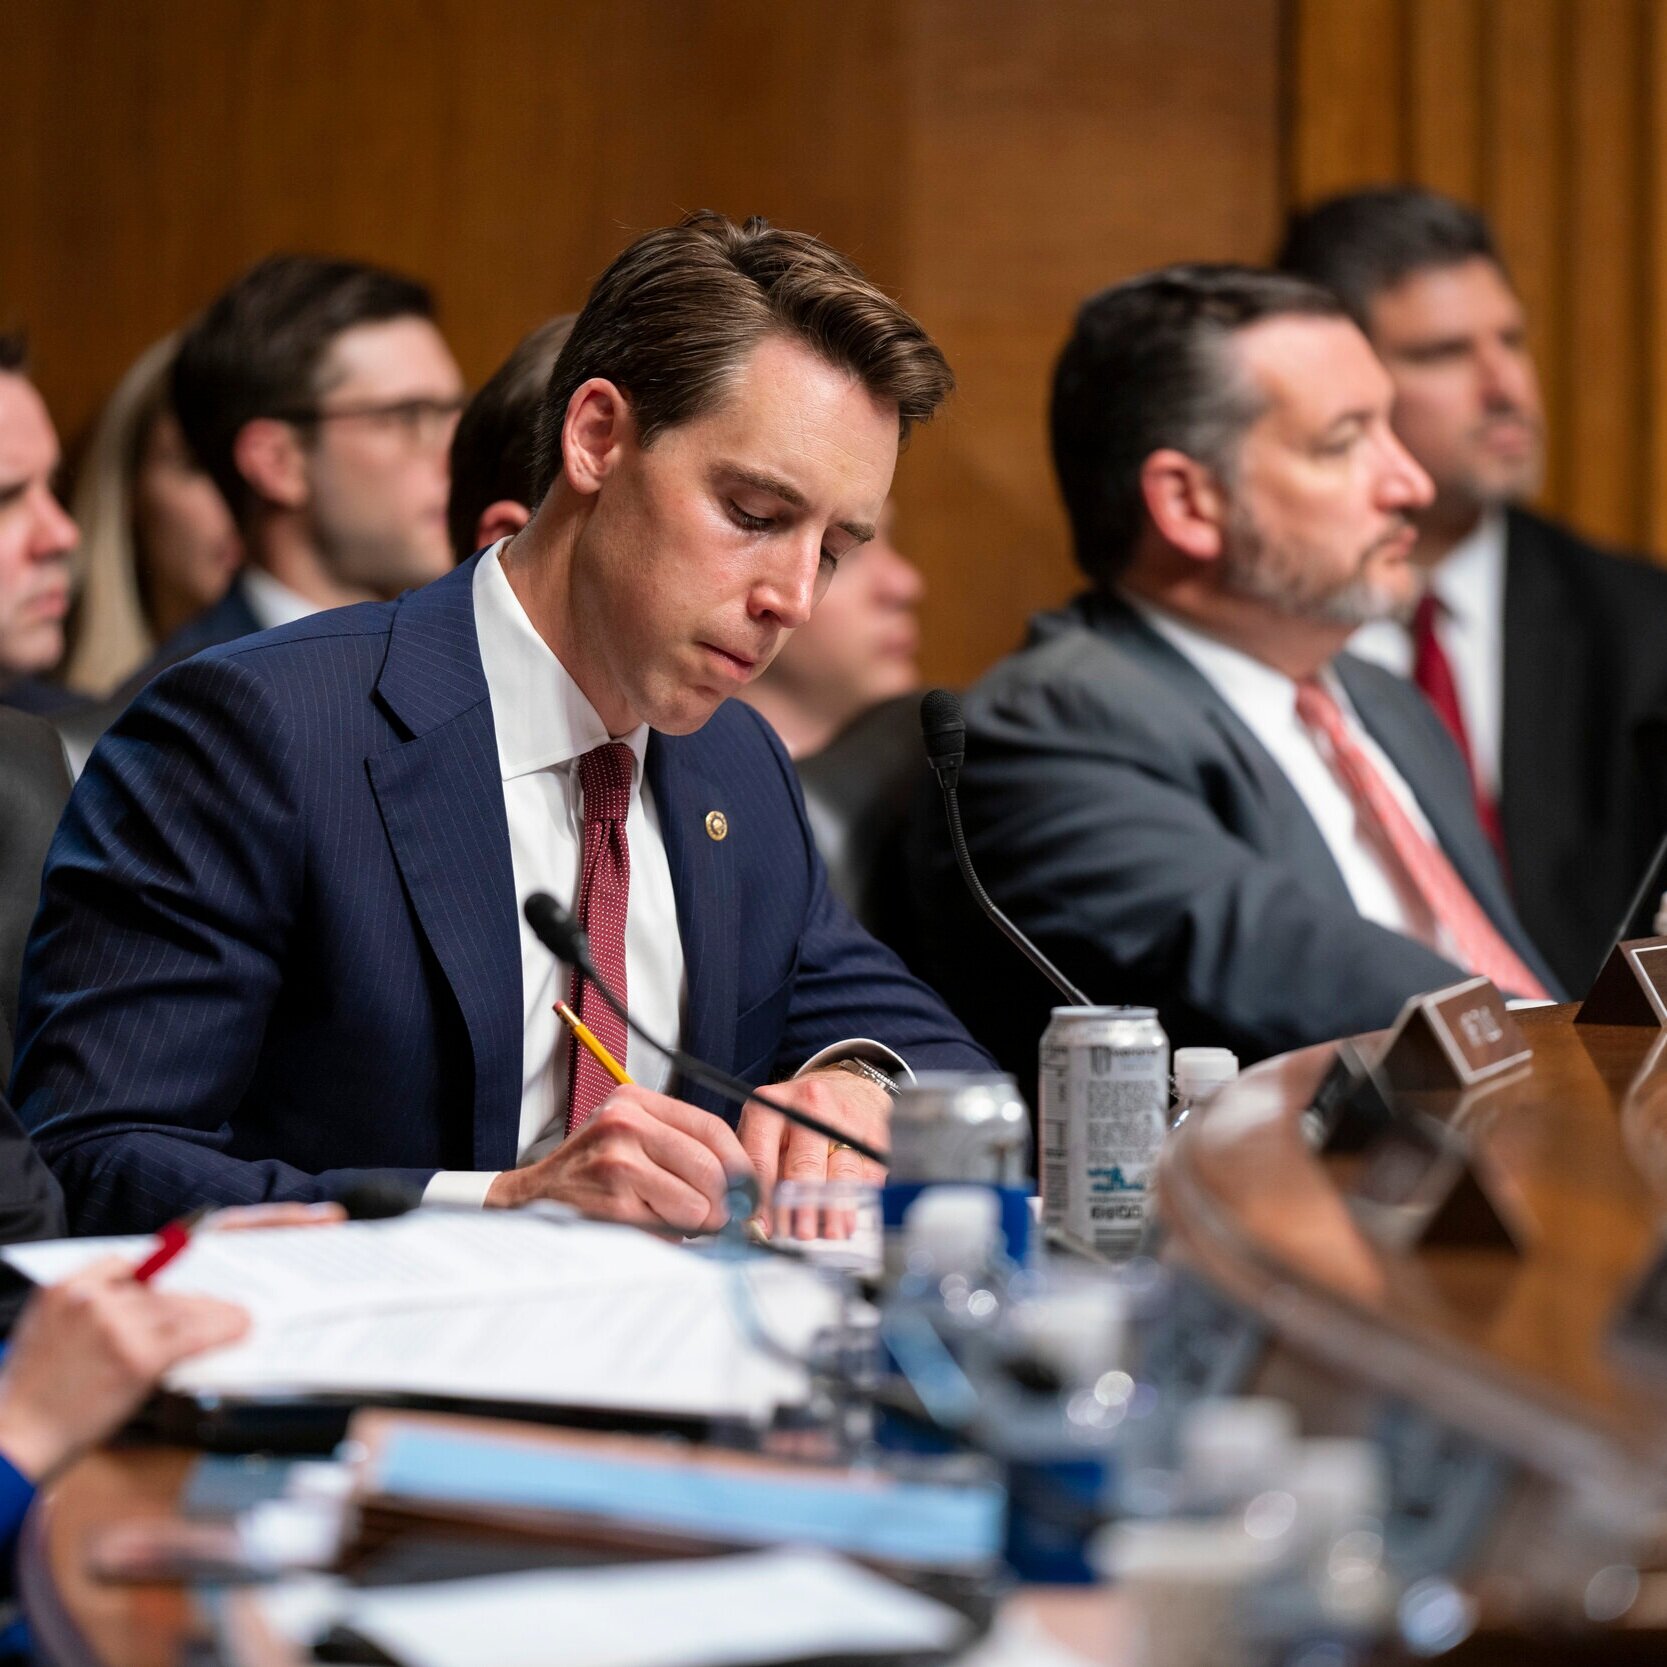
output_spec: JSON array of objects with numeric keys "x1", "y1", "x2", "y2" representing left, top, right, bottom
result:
[
  {"x1": 565, "y1": 742, "x2": 634, "y2": 1134},
  {"x1": 1294, "y1": 679, "x2": 1548, "y2": 1000}
]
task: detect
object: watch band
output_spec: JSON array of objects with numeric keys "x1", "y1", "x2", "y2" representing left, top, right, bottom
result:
[{"x1": 829, "y1": 1056, "x2": 899, "y2": 1098}]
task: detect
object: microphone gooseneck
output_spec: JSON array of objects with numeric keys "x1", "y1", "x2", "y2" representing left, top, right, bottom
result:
[
  {"x1": 522, "y1": 894, "x2": 890, "y2": 1168},
  {"x1": 919, "y1": 690, "x2": 1093, "y2": 1009}
]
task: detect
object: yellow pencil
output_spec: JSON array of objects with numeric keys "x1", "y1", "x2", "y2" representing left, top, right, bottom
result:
[{"x1": 555, "y1": 1000, "x2": 632, "y2": 1086}]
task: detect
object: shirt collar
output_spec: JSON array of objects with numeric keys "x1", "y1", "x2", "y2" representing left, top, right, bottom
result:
[
  {"x1": 1124, "y1": 592, "x2": 1358, "y2": 723},
  {"x1": 472, "y1": 540, "x2": 650, "y2": 785},
  {"x1": 241, "y1": 566, "x2": 319, "y2": 631},
  {"x1": 1427, "y1": 505, "x2": 1506, "y2": 629}
]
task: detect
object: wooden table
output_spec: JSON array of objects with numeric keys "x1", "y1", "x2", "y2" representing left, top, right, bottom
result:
[
  {"x1": 26, "y1": 1003, "x2": 1667, "y2": 1662},
  {"x1": 1160, "y1": 1003, "x2": 1667, "y2": 1512}
]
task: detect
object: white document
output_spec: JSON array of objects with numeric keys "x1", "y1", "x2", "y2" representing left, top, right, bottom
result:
[
  {"x1": 3, "y1": 1213, "x2": 852, "y2": 1421},
  {"x1": 251, "y1": 1548, "x2": 967, "y2": 1667}
]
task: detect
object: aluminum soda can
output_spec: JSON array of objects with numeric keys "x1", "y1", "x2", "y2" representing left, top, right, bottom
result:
[{"x1": 1039, "y1": 1006, "x2": 1170, "y2": 1257}]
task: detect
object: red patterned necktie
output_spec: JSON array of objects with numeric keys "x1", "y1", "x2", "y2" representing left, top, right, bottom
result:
[
  {"x1": 1295, "y1": 679, "x2": 1548, "y2": 1000},
  {"x1": 565, "y1": 742, "x2": 634, "y2": 1135},
  {"x1": 1411, "y1": 592, "x2": 1507, "y2": 867}
]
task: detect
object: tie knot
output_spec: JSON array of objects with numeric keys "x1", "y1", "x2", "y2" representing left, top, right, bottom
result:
[
  {"x1": 578, "y1": 741, "x2": 634, "y2": 825},
  {"x1": 1294, "y1": 677, "x2": 1345, "y2": 741},
  {"x1": 1412, "y1": 590, "x2": 1443, "y2": 637}
]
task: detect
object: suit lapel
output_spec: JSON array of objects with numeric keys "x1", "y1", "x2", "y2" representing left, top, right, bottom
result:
[
  {"x1": 365, "y1": 559, "x2": 524, "y2": 1168},
  {"x1": 648, "y1": 733, "x2": 736, "y2": 1106},
  {"x1": 1093, "y1": 599, "x2": 1358, "y2": 913}
]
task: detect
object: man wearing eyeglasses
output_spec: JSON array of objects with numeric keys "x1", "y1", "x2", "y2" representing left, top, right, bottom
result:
[{"x1": 151, "y1": 254, "x2": 465, "y2": 667}]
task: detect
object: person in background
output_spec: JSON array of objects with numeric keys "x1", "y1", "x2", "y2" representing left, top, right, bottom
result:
[
  {"x1": 1279, "y1": 187, "x2": 1667, "y2": 994},
  {"x1": 737, "y1": 496, "x2": 924, "y2": 759},
  {"x1": 156, "y1": 253, "x2": 465, "y2": 669},
  {"x1": 448, "y1": 315, "x2": 576, "y2": 562},
  {"x1": 910, "y1": 265, "x2": 1559, "y2": 1090},
  {"x1": 60, "y1": 332, "x2": 242, "y2": 697},
  {"x1": 0, "y1": 335, "x2": 78, "y2": 715}
]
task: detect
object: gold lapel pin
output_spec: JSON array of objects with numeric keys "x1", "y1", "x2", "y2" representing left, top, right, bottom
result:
[{"x1": 705, "y1": 810, "x2": 729, "y2": 842}]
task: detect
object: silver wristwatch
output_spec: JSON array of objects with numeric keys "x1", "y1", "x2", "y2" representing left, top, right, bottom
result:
[{"x1": 828, "y1": 1056, "x2": 899, "y2": 1098}]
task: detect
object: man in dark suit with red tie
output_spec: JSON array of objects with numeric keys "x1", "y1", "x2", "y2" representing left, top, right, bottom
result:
[
  {"x1": 1280, "y1": 188, "x2": 1667, "y2": 995},
  {"x1": 13, "y1": 213, "x2": 991, "y2": 1234}
]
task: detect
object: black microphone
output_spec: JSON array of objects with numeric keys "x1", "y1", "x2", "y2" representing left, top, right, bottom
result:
[
  {"x1": 919, "y1": 689, "x2": 1093, "y2": 1008},
  {"x1": 522, "y1": 893, "x2": 889, "y2": 1169}
]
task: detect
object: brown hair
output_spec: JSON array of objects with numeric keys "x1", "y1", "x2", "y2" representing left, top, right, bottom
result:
[
  {"x1": 172, "y1": 254, "x2": 435, "y2": 527},
  {"x1": 531, "y1": 211, "x2": 952, "y2": 501},
  {"x1": 447, "y1": 314, "x2": 576, "y2": 560}
]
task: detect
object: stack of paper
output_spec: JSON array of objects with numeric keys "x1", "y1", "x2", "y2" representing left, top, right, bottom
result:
[
  {"x1": 233, "y1": 1548, "x2": 971, "y2": 1667},
  {"x1": 4, "y1": 1212, "x2": 854, "y2": 1423}
]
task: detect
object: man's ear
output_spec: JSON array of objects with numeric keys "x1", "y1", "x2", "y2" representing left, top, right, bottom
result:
[
  {"x1": 561, "y1": 379, "x2": 633, "y2": 497},
  {"x1": 1140, "y1": 448, "x2": 1228, "y2": 562},
  {"x1": 232, "y1": 418, "x2": 310, "y2": 512},
  {"x1": 473, "y1": 499, "x2": 531, "y2": 549}
]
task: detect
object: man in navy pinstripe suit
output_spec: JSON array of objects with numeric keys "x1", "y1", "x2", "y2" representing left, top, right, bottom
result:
[{"x1": 12, "y1": 213, "x2": 992, "y2": 1235}]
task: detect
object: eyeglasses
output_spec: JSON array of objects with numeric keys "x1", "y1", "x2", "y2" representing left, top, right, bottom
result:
[{"x1": 274, "y1": 395, "x2": 467, "y2": 449}]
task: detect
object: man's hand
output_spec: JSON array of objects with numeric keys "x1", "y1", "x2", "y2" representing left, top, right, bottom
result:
[
  {"x1": 0, "y1": 1258, "x2": 249, "y2": 1483},
  {"x1": 739, "y1": 1068, "x2": 890, "y2": 1238},
  {"x1": 484, "y1": 1085, "x2": 757, "y2": 1233}
]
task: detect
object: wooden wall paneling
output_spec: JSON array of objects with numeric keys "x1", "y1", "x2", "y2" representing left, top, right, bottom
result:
[
  {"x1": 898, "y1": 0, "x2": 1284, "y2": 685},
  {"x1": 0, "y1": 0, "x2": 1284, "y2": 690},
  {"x1": 1564, "y1": 0, "x2": 1647, "y2": 549},
  {"x1": 1406, "y1": 0, "x2": 1486, "y2": 203},
  {"x1": 1287, "y1": 0, "x2": 1407, "y2": 203},
  {"x1": 1485, "y1": 0, "x2": 1573, "y2": 515}
]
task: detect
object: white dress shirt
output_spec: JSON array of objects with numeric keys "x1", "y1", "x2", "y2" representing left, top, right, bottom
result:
[
  {"x1": 1347, "y1": 509, "x2": 1507, "y2": 801},
  {"x1": 1131, "y1": 599, "x2": 1448, "y2": 950},
  {"x1": 241, "y1": 567, "x2": 320, "y2": 631},
  {"x1": 425, "y1": 544, "x2": 904, "y2": 1206},
  {"x1": 423, "y1": 547, "x2": 685, "y2": 1205}
]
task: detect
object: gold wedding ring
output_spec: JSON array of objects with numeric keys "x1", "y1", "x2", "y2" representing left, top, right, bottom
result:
[{"x1": 828, "y1": 1140, "x2": 854, "y2": 1157}]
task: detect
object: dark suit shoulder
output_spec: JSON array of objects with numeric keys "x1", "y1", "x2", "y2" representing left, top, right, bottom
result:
[
  {"x1": 1509, "y1": 506, "x2": 1667, "y2": 603},
  {"x1": 199, "y1": 598, "x2": 398, "y2": 663},
  {"x1": 967, "y1": 600, "x2": 1228, "y2": 761}
]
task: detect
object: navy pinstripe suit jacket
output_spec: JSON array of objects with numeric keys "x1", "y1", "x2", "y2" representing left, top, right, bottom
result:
[{"x1": 11, "y1": 556, "x2": 990, "y2": 1232}]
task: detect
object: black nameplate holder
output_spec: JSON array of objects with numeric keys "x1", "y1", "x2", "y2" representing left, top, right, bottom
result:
[
  {"x1": 1308, "y1": 1037, "x2": 1398, "y2": 1155},
  {"x1": 1348, "y1": 1110, "x2": 1527, "y2": 1257},
  {"x1": 1377, "y1": 977, "x2": 1531, "y2": 1094},
  {"x1": 1577, "y1": 936, "x2": 1667, "y2": 1027}
]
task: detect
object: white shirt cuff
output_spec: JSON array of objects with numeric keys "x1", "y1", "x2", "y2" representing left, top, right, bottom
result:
[
  {"x1": 421, "y1": 1170, "x2": 500, "y2": 1208},
  {"x1": 795, "y1": 1039, "x2": 913, "y2": 1085}
]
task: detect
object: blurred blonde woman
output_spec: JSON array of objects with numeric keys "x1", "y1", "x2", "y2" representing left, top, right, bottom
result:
[{"x1": 61, "y1": 334, "x2": 242, "y2": 695}]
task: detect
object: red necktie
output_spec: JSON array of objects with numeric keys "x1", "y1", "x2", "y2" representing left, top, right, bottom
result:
[
  {"x1": 1295, "y1": 680, "x2": 1548, "y2": 1000},
  {"x1": 1411, "y1": 593, "x2": 1507, "y2": 867},
  {"x1": 565, "y1": 742, "x2": 634, "y2": 1135}
]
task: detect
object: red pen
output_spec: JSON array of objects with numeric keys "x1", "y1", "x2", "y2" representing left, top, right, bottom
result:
[{"x1": 131, "y1": 1206, "x2": 211, "y2": 1284}]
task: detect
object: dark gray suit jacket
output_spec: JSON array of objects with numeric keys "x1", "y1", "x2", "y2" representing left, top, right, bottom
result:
[{"x1": 909, "y1": 592, "x2": 1562, "y2": 1089}]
